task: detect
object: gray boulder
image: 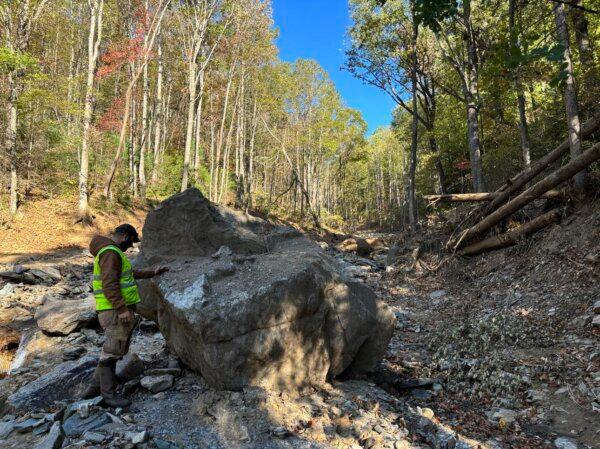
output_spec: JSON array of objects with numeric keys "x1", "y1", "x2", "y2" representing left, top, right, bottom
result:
[
  {"x1": 136, "y1": 188, "x2": 395, "y2": 391},
  {"x1": 35, "y1": 297, "x2": 96, "y2": 335},
  {"x1": 7, "y1": 355, "x2": 97, "y2": 411}
]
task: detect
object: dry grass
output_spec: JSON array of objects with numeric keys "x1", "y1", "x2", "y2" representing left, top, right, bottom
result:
[{"x1": 0, "y1": 195, "x2": 148, "y2": 263}]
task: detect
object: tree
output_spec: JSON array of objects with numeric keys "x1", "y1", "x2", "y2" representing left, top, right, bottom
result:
[
  {"x1": 0, "y1": 0, "x2": 50, "y2": 214},
  {"x1": 78, "y1": 0, "x2": 104, "y2": 220},
  {"x1": 554, "y1": 1, "x2": 587, "y2": 194}
]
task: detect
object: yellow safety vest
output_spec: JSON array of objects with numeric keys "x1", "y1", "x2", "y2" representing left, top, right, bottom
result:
[{"x1": 92, "y1": 245, "x2": 140, "y2": 311}]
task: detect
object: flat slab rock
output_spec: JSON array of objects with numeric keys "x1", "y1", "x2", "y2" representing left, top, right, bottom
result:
[
  {"x1": 34, "y1": 297, "x2": 96, "y2": 335},
  {"x1": 7, "y1": 355, "x2": 97, "y2": 411},
  {"x1": 136, "y1": 188, "x2": 395, "y2": 391}
]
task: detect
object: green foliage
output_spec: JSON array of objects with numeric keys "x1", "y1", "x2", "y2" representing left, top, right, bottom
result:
[{"x1": 0, "y1": 47, "x2": 38, "y2": 73}]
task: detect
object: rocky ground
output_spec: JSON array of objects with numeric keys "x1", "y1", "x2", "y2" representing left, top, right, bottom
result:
[{"x1": 0, "y1": 201, "x2": 598, "y2": 449}]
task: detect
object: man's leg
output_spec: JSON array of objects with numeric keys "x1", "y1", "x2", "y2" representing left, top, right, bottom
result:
[{"x1": 96, "y1": 309, "x2": 136, "y2": 407}]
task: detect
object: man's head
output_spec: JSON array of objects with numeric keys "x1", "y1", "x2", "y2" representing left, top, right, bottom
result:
[{"x1": 112, "y1": 223, "x2": 140, "y2": 252}]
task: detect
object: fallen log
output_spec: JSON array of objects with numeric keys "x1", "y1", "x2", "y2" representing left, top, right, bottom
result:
[
  {"x1": 481, "y1": 114, "x2": 600, "y2": 216},
  {"x1": 459, "y1": 208, "x2": 562, "y2": 256},
  {"x1": 451, "y1": 140, "x2": 600, "y2": 250},
  {"x1": 425, "y1": 190, "x2": 563, "y2": 203}
]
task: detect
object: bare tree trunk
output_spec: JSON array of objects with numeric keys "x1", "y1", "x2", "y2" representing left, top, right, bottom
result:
[
  {"x1": 508, "y1": 0, "x2": 531, "y2": 170},
  {"x1": 462, "y1": 0, "x2": 485, "y2": 192},
  {"x1": 138, "y1": 0, "x2": 150, "y2": 200},
  {"x1": 6, "y1": 75, "x2": 19, "y2": 214},
  {"x1": 460, "y1": 209, "x2": 561, "y2": 256},
  {"x1": 181, "y1": 56, "x2": 198, "y2": 192},
  {"x1": 408, "y1": 3, "x2": 418, "y2": 228},
  {"x1": 570, "y1": 0, "x2": 598, "y2": 115},
  {"x1": 150, "y1": 38, "x2": 163, "y2": 184},
  {"x1": 554, "y1": 2, "x2": 587, "y2": 194},
  {"x1": 78, "y1": 0, "x2": 104, "y2": 220}
]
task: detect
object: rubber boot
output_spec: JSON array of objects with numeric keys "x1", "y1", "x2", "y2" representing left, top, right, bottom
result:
[
  {"x1": 80, "y1": 367, "x2": 101, "y2": 399},
  {"x1": 98, "y1": 359, "x2": 131, "y2": 408}
]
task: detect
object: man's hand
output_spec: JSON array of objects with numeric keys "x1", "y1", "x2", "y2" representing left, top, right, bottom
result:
[
  {"x1": 153, "y1": 266, "x2": 169, "y2": 276},
  {"x1": 117, "y1": 308, "x2": 134, "y2": 325}
]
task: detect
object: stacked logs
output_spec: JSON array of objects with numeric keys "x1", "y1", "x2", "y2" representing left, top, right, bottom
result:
[{"x1": 426, "y1": 114, "x2": 600, "y2": 256}]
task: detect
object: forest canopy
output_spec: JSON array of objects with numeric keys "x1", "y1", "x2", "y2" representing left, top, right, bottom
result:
[{"x1": 0, "y1": 0, "x2": 598, "y2": 230}]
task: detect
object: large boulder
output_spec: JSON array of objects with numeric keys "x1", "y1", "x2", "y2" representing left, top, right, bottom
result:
[
  {"x1": 136, "y1": 189, "x2": 395, "y2": 391},
  {"x1": 34, "y1": 297, "x2": 96, "y2": 335}
]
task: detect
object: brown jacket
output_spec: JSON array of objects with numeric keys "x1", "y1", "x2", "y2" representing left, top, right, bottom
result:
[{"x1": 89, "y1": 235, "x2": 155, "y2": 313}]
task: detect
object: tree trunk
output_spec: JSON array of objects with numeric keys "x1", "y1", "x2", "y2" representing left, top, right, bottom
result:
[
  {"x1": 508, "y1": 0, "x2": 531, "y2": 170},
  {"x1": 453, "y1": 140, "x2": 600, "y2": 250},
  {"x1": 570, "y1": 0, "x2": 598, "y2": 115},
  {"x1": 408, "y1": 3, "x2": 419, "y2": 228},
  {"x1": 554, "y1": 2, "x2": 587, "y2": 194},
  {"x1": 481, "y1": 113, "x2": 600, "y2": 216},
  {"x1": 428, "y1": 133, "x2": 446, "y2": 194},
  {"x1": 138, "y1": 0, "x2": 150, "y2": 200},
  {"x1": 6, "y1": 74, "x2": 19, "y2": 214},
  {"x1": 78, "y1": 0, "x2": 104, "y2": 220},
  {"x1": 459, "y1": 208, "x2": 561, "y2": 256},
  {"x1": 181, "y1": 55, "x2": 198, "y2": 192},
  {"x1": 150, "y1": 37, "x2": 163, "y2": 184},
  {"x1": 425, "y1": 190, "x2": 562, "y2": 202},
  {"x1": 464, "y1": 0, "x2": 485, "y2": 192}
]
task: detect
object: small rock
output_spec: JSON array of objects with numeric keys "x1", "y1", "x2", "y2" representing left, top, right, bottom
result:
[
  {"x1": 0, "y1": 421, "x2": 14, "y2": 439},
  {"x1": 33, "y1": 422, "x2": 64, "y2": 449},
  {"x1": 394, "y1": 441, "x2": 411, "y2": 449},
  {"x1": 154, "y1": 439, "x2": 180, "y2": 449},
  {"x1": 592, "y1": 315, "x2": 600, "y2": 327},
  {"x1": 32, "y1": 421, "x2": 51, "y2": 436},
  {"x1": 63, "y1": 346, "x2": 86, "y2": 361},
  {"x1": 419, "y1": 408, "x2": 435, "y2": 420},
  {"x1": 429, "y1": 290, "x2": 446, "y2": 300},
  {"x1": 140, "y1": 374, "x2": 174, "y2": 393},
  {"x1": 116, "y1": 353, "x2": 145, "y2": 380},
  {"x1": 593, "y1": 300, "x2": 600, "y2": 314},
  {"x1": 271, "y1": 426, "x2": 291, "y2": 438},
  {"x1": 554, "y1": 437, "x2": 578, "y2": 449},
  {"x1": 490, "y1": 408, "x2": 518, "y2": 425},
  {"x1": 65, "y1": 397, "x2": 103, "y2": 420},
  {"x1": 123, "y1": 379, "x2": 140, "y2": 395},
  {"x1": 82, "y1": 430, "x2": 106, "y2": 443},
  {"x1": 167, "y1": 359, "x2": 180, "y2": 369},
  {"x1": 14, "y1": 418, "x2": 45, "y2": 433},
  {"x1": 212, "y1": 246, "x2": 232, "y2": 258},
  {"x1": 0, "y1": 283, "x2": 15, "y2": 297},
  {"x1": 78, "y1": 402, "x2": 90, "y2": 419},
  {"x1": 125, "y1": 430, "x2": 148, "y2": 444}
]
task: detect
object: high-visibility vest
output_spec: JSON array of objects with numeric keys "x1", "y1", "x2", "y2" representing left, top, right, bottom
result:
[{"x1": 92, "y1": 245, "x2": 140, "y2": 311}]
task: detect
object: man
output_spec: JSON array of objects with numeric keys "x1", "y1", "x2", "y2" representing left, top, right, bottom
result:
[{"x1": 83, "y1": 223, "x2": 167, "y2": 407}]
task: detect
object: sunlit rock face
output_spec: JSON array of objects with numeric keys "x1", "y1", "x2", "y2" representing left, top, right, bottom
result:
[{"x1": 136, "y1": 188, "x2": 395, "y2": 391}]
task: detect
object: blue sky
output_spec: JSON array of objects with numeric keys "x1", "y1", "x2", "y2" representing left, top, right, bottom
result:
[{"x1": 271, "y1": 0, "x2": 396, "y2": 135}]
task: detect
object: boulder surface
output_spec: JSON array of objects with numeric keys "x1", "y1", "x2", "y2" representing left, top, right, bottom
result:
[
  {"x1": 34, "y1": 297, "x2": 96, "y2": 335},
  {"x1": 136, "y1": 188, "x2": 394, "y2": 390}
]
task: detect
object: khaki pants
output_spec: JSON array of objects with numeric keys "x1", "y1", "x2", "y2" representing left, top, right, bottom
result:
[{"x1": 97, "y1": 308, "x2": 138, "y2": 362}]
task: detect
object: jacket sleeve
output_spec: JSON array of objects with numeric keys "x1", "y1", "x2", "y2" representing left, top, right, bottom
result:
[
  {"x1": 133, "y1": 269, "x2": 156, "y2": 279},
  {"x1": 98, "y1": 250, "x2": 128, "y2": 312}
]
